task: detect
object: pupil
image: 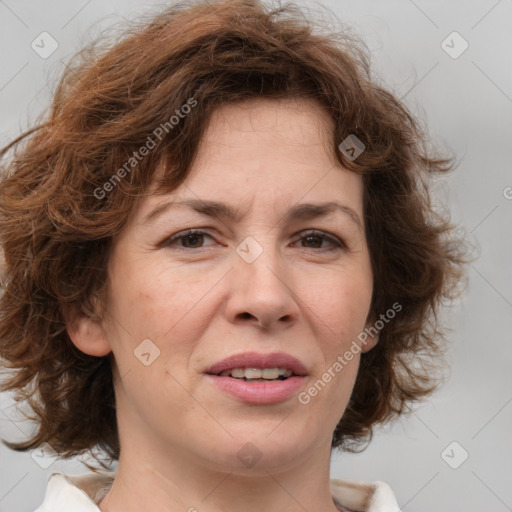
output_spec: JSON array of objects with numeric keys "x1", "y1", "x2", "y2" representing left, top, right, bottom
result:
[
  {"x1": 183, "y1": 234, "x2": 203, "y2": 248},
  {"x1": 304, "y1": 235, "x2": 321, "y2": 248}
]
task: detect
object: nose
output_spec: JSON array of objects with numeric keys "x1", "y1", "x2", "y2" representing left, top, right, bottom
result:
[{"x1": 224, "y1": 241, "x2": 300, "y2": 330}]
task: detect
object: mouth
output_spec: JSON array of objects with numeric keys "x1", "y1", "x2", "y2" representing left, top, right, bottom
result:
[
  {"x1": 215, "y1": 367, "x2": 296, "y2": 382},
  {"x1": 205, "y1": 351, "x2": 308, "y2": 379},
  {"x1": 204, "y1": 352, "x2": 308, "y2": 404}
]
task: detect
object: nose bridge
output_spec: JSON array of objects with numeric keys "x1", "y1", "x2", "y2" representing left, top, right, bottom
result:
[
  {"x1": 227, "y1": 234, "x2": 298, "y2": 327},
  {"x1": 236, "y1": 234, "x2": 287, "y2": 293}
]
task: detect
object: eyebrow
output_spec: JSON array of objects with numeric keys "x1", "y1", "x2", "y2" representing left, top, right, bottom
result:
[{"x1": 142, "y1": 198, "x2": 363, "y2": 231}]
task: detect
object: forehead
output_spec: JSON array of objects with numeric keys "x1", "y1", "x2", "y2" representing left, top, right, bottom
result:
[
  {"x1": 202, "y1": 96, "x2": 335, "y2": 145},
  {"x1": 150, "y1": 96, "x2": 338, "y2": 183},
  {"x1": 134, "y1": 97, "x2": 363, "y2": 223}
]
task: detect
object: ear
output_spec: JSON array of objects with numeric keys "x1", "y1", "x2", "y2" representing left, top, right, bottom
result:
[
  {"x1": 359, "y1": 317, "x2": 380, "y2": 354},
  {"x1": 65, "y1": 297, "x2": 112, "y2": 357},
  {"x1": 360, "y1": 332, "x2": 379, "y2": 353}
]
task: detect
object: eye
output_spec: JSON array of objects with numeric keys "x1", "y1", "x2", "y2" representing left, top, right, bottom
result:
[
  {"x1": 161, "y1": 228, "x2": 346, "y2": 251},
  {"x1": 164, "y1": 229, "x2": 216, "y2": 249},
  {"x1": 292, "y1": 230, "x2": 346, "y2": 251}
]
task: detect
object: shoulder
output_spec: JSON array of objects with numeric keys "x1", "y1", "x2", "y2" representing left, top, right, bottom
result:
[
  {"x1": 330, "y1": 477, "x2": 401, "y2": 512},
  {"x1": 33, "y1": 471, "x2": 115, "y2": 512}
]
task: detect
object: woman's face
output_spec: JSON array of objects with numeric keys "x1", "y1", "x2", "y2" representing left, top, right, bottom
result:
[{"x1": 73, "y1": 97, "x2": 376, "y2": 472}]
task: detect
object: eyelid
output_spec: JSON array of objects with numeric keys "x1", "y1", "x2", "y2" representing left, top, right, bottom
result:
[
  {"x1": 161, "y1": 227, "x2": 347, "y2": 251},
  {"x1": 291, "y1": 229, "x2": 347, "y2": 250},
  {"x1": 162, "y1": 228, "x2": 217, "y2": 249}
]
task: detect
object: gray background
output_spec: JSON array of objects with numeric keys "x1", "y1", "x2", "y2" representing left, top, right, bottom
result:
[{"x1": 0, "y1": 1, "x2": 511, "y2": 511}]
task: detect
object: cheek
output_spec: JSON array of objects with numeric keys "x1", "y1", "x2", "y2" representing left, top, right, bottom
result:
[
  {"x1": 107, "y1": 255, "x2": 210, "y2": 341},
  {"x1": 300, "y1": 265, "x2": 372, "y2": 342}
]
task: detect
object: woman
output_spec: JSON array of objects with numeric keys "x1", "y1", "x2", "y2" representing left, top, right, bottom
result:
[{"x1": 0, "y1": 1, "x2": 466, "y2": 511}]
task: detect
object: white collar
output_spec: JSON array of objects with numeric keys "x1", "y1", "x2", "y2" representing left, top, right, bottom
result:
[
  {"x1": 34, "y1": 472, "x2": 400, "y2": 512},
  {"x1": 330, "y1": 478, "x2": 401, "y2": 511}
]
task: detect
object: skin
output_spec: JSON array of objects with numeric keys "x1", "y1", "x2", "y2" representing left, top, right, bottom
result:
[{"x1": 68, "y1": 97, "x2": 378, "y2": 512}]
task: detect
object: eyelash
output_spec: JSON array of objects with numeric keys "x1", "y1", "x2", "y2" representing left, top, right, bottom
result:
[{"x1": 163, "y1": 228, "x2": 347, "y2": 251}]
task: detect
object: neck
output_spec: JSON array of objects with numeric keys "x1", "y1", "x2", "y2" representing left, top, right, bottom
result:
[{"x1": 98, "y1": 438, "x2": 340, "y2": 512}]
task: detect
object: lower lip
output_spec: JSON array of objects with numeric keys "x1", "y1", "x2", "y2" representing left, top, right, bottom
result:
[{"x1": 206, "y1": 375, "x2": 307, "y2": 404}]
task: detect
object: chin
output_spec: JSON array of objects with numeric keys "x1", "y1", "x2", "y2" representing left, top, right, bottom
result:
[{"x1": 199, "y1": 425, "x2": 319, "y2": 474}]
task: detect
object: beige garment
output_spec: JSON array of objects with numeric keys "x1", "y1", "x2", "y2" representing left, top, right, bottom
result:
[{"x1": 33, "y1": 471, "x2": 401, "y2": 512}]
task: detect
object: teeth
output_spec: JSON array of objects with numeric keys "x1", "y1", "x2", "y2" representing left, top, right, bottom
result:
[
  {"x1": 262, "y1": 368, "x2": 280, "y2": 379},
  {"x1": 219, "y1": 367, "x2": 293, "y2": 379},
  {"x1": 246, "y1": 368, "x2": 263, "y2": 379}
]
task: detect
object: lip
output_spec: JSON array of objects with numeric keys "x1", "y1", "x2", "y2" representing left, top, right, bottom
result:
[
  {"x1": 204, "y1": 351, "x2": 308, "y2": 405},
  {"x1": 206, "y1": 374, "x2": 306, "y2": 404},
  {"x1": 205, "y1": 351, "x2": 308, "y2": 377}
]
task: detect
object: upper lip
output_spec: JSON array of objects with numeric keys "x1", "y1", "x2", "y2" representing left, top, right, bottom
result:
[{"x1": 205, "y1": 352, "x2": 308, "y2": 376}]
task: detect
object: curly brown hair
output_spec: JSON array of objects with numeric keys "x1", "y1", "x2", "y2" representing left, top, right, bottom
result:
[{"x1": 0, "y1": 0, "x2": 467, "y2": 467}]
